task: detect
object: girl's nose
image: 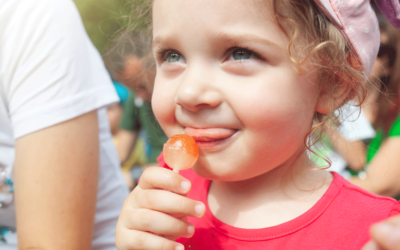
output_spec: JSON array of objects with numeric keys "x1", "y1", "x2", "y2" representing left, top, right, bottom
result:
[{"x1": 176, "y1": 66, "x2": 222, "y2": 112}]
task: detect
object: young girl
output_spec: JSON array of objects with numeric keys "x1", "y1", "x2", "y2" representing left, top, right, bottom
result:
[{"x1": 116, "y1": 0, "x2": 400, "y2": 249}]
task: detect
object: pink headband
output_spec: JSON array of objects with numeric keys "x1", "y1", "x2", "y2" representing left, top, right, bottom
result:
[{"x1": 313, "y1": 0, "x2": 400, "y2": 78}]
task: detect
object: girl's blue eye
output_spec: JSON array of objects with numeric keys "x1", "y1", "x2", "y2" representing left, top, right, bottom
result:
[
  {"x1": 166, "y1": 52, "x2": 185, "y2": 63},
  {"x1": 230, "y1": 48, "x2": 254, "y2": 61}
]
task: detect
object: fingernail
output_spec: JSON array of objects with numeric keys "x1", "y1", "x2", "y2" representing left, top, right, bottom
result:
[
  {"x1": 187, "y1": 225, "x2": 194, "y2": 235},
  {"x1": 195, "y1": 203, "x2": 204, "y2": 216},
  {"x1": 181, "y1": 181, "x2": 191, "y2": 191},
  {"x1": 175, "y1": 245, "x2": 184, "y2": 250}
]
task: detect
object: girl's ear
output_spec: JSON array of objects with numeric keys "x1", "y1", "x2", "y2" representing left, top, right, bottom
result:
[
  {"x1": 316, "y1": 53, "x2": 360, "y2": 114},
  {"x1": 315, "y1": 82, "x2": 351, "y2": 114}
]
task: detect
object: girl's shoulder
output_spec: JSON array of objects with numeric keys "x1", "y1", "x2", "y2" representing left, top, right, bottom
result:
[{"x1": 334, "y1": 172, "x2": 400, "y2": 217}]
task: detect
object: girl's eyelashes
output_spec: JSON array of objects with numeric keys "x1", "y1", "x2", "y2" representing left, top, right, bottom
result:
[
  {"x1": 154, "y1": 46, "x2": 264, "y2": 64},
  {"x1": 155, "y1": 48, "x2": 186, "y2": 63},
  {"x1": 226, "y1": 47, "x2": 264, "y2": 62}
]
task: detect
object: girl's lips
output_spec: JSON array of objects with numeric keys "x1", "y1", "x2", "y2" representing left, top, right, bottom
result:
[{"x1": 184, "y1": 127, "x2": 237, "y2": 142}]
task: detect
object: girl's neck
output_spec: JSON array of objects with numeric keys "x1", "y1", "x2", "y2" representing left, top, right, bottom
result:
[{"x1": 207, "y1": 151, "x2": 333, "y2": 229}]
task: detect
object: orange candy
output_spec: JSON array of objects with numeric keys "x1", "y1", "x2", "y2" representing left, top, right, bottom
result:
[{"x1": 163, "y1": 134, "x2": 199, "y2": 171}]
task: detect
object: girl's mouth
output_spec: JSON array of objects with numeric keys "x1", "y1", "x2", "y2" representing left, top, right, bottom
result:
[{"x1": 184, "y1": 127, "x2": 238, "y2": 151}]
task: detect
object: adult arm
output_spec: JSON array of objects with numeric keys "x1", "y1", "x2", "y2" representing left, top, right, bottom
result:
[
  {"x1": 349, "y1": 137, "x2": 400, "y2": 197},
  {"x1": 1, "y1": 0, "x2": 119, "y2": 248},
  {"x1": 14, "y1": 111, "x2": 99, "y2": 250}
]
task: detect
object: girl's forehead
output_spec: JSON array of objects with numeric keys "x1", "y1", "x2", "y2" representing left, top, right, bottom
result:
[
  {"x1": 152, "y1": 0, "x2": 283, "y2": 45},
  {"x1": 152, "y1": 0, "x2": 274, "y2": 27}
]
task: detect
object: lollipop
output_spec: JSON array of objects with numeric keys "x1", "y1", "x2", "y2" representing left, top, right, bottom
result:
[{"x1": 163, "y1": 134, "x2": 199, "y2": 173}]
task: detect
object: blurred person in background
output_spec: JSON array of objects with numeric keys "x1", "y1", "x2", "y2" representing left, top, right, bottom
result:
[
  {"x1": 106, "y1": 79, "x2": 150, "y2": 186},
  {"x1": 107, "y1": 31, "x2": 168, "y2": 189},
  {"x1": 349, "y1": 11, "x2": 400, "y2": 199},
  {"x1": 0, "y1": 0, "x2": 129, "y2": 249},
  {"x1": 311, "y1": 103, "x2": 375, "y2": 176},
  {"x1": 107, "y1": 81, "x2": 130, "y2": 137}
]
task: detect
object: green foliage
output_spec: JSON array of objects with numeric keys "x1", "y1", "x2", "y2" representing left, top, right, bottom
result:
[{"x1": 73, "y1": 0, "x2": 132, "y2": 54}]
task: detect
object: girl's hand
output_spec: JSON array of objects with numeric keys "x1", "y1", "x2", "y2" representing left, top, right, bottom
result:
[
  {"x1": 116, "y1": 167, "x2": 206, "y2": 250},
  {"x1": 362, "y1": 215, "x2": 400, "y2": 250}
]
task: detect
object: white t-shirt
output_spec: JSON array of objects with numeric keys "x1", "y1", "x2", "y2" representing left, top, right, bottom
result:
[
  {"x1": 312, "y1": 103, "x2": 376, "y2": 175},
  {"x1": 0, "y1": 0, "x2": 129, "y2": 249}
]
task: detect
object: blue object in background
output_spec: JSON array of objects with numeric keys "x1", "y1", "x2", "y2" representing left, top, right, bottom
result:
[
  {"x1": 113, "y1": 81, "x2": 130, "y2": 104},
  {"x1": 139, "y1": 130, "x2": 152, "y2": 158}
]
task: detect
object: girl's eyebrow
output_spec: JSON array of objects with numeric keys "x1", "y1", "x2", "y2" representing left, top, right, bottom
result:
[
  {"x1": 152, "y1": 32, "x2": 282, "y2": 50},
  {"x1": 211, "y1": 32, "x2": 283, "y2": 50},
  {"x1": 152, "y1": 35, "x2": 173, "y2": 50}
]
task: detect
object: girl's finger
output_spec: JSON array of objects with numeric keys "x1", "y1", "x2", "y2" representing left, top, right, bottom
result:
[
  {"x1": 370, "y1": 222, "x2": 400, "y2": 250},
  {"x1": 116, "y1": 228, "x2": 184, "y2": 250},
  {"x1": 138, "y1": 167, "x2": 191, "y2": 195},
  {"x1": 361, "y1": 241, "x2": 379, "y2": 250},
  {"x1": 385, "y1": 215, "x2": 400, "y2": 227},
  {"x1": 134, "y1": 189, "x2": 205, "y2": 218},
  {"x1": 125, "y1": 208, "x2": 195, "y2": 238}
]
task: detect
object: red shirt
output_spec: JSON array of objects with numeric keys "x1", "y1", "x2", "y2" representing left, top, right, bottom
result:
[{"x1": 158, "y1": 154, "x2": 400, "y2": 250}]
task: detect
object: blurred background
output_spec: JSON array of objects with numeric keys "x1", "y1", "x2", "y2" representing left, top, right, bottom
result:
[{"x1": 73, "y1": 0, "x2": 132, "y2": 54}]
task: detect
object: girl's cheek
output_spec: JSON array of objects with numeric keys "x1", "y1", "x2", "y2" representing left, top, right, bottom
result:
[
  {"x1": 152, "y1": 77, "x2": 177, "y2": 134},
  {"x1": 160, "y1": 62, "x2": 186, "y2": 74}
]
